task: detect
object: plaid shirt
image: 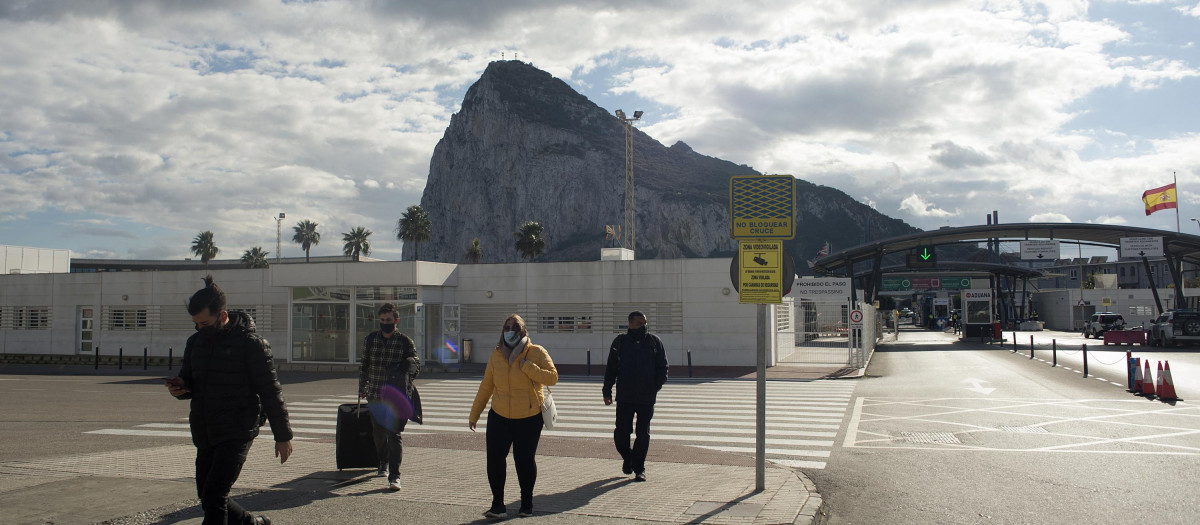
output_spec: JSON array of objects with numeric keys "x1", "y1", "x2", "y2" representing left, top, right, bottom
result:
[{"x1": 358, "y1": 331, "x2": 420, "y2": 400}]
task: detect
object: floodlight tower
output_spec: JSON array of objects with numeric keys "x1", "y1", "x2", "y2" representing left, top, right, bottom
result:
[
  {"x1": 615, "y1": 109, "x2": 643, "y2": 253},
  {"x1": 275, "y1": 212, "x2": 286, "y2": 262}
]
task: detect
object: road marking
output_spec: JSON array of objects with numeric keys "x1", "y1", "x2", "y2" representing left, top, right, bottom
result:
[{"x1": 962, "y1": 378, "x2": 995, "y2": 395}]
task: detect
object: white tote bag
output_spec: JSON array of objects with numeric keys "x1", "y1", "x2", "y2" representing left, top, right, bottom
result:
[{"x1": 540, "y1": 386, "x2": 558, "y2": 430}]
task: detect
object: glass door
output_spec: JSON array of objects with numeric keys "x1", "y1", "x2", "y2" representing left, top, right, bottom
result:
[{"x1": 77, "y1": 306, "x2": 95, "y2": 355}]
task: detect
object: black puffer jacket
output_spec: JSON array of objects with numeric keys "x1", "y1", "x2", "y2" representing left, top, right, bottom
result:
[
  {"x1": 602, "y1": 331, "x2": 669, "y2": 404},
  {"x1": 175, "y1": 310, "x2": 293, "y2": 447}
]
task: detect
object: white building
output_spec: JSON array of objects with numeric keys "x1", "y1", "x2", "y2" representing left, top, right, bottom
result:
[{"x1": 0, "y1": 258, "x2": 870, "y2": 368}]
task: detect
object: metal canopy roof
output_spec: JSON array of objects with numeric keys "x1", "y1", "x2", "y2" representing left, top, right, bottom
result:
[{"x1": 810, "y1": 223, "x2": 1194, "y2": 277}]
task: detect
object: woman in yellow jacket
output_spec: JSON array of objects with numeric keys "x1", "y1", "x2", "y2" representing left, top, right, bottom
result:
[{"x1": 469, "y1": 314, "x2": 558, "y2": 519}]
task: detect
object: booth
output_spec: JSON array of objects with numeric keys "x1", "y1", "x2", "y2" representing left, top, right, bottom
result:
[{"x1": 961, "y1": 289, "x2": 994, "y2": 339}]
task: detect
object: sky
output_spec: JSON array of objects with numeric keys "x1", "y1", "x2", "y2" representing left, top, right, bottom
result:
[{"x1": 1, "y1": 0, "x2": 1198, "y2": 262}]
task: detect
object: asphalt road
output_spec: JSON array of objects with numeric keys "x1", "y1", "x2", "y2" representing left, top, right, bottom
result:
[{"x1": 809, "y1": 327, "x2": 1200, "y2": 524}]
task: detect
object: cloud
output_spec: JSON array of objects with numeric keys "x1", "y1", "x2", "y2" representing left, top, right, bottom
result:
[
  {"x1": 0, "y1": 0, "x2": 1196, "y2": 258},
  {"x1": 899, "y1": 194, "x2": 955, "y2": 218},
  {"x1": 1029, "y1": 213, "x2": 1072, "y2": 223}
]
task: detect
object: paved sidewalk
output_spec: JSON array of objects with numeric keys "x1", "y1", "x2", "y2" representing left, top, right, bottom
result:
[{"x1": 1, "y1": 437, "x2": 827, "y2": 524}]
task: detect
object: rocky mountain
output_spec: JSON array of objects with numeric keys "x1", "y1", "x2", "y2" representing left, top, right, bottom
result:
[{"x1": 415, "y1": 60, "x2": 920, "y2": 271}]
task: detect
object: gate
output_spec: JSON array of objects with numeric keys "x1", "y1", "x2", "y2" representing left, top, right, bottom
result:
[{"x1": 780, "y1": 298, "x2": 853, "y2": 365}]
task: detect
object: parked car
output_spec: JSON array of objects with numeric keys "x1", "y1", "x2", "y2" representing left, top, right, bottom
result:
[
  {"x1": 1083, "y1": 313, "x2": 1125, "y2": 338},
  {"x1": 1148, "y1": 310, "x2": 1200, "y2": 346}
]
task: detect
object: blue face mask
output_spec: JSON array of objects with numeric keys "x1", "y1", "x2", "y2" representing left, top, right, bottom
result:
[{"x1": 504, "y1": 330, "x2": 520, "y2": 345}]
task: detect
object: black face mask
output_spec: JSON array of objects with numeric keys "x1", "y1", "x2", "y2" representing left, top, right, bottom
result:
[
  {"x1": 380, "y1": 323, "x2": 396, "y2": 334},
  {"x1": 627, "y1": 326, "x2": 647, "y2": 337},
  {"x1": 195, "y1": 324, "x2": 220, "y2": 337}
]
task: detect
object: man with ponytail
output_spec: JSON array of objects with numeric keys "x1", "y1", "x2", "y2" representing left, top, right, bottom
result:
[{"x1": 164, "y1": 275, "x2": 292, "y2": 525}]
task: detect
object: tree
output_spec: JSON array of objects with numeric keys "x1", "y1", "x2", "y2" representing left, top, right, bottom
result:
[
  {"x1": 513, "y1": 221, "x2": 546, "y2": 262},
  {"x1": 240, "y1": 246, "x2": 270, "y2": 269},
  {"x1": 191, "y1": 231, "x2": 218, "y2": 268},
  {"x1": 342, "y1": 226, "x2": 373, "y2": 261},
  {"x1": 464, "y1": 238, "x2": 483, "y2": 264},
  {"x1": 396, "y1": 205, "x2": 432, "y2": 261},
  {"x1": 292, "y1": 220, "x2": 321, "y2": 263}
]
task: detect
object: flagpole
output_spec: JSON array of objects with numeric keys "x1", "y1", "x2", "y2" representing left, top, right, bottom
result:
[{"x1": 1175, "y1": 171, "x2": 1180, "y2": 233}]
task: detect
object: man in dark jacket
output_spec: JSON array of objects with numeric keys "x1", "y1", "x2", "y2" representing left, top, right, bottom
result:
[
  {"x1": 164, "y1": 276, "x2": 292, "y2": 525},
  {"x1": 602, "y1": 311, "x2": 669, "y2": 481},
  {"x1": 358, "y1": 302, "x2": 421, "y2": 491}
]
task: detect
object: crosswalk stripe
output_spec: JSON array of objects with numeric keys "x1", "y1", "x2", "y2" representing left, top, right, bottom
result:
[{"x1": 85, "y1": 378, "x2": 856, "y2": 468}]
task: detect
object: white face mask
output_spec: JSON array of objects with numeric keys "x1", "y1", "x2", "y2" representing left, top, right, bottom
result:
[{"x1": 504, "y1": 330, "x2": 520, "y2": 345}]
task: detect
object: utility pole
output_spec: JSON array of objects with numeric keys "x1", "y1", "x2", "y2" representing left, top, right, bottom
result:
[
  {"x1": 275, "y1": 212, "x2": 286, "y2": 263},
  {"x1": 615, "y1": 109, "x2": 642, "y2": 254}
]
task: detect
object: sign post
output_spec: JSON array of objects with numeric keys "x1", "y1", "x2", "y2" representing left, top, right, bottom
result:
[
  {"x1": 729, "y1": 175, "x2": 794, "y2": 492},
  {"x1": 1020, "y1": 240, "x2": 1060, "y2": 260},
  {"x1": 1119, "y1": 237, "x2": 1164, "y2": 258}
]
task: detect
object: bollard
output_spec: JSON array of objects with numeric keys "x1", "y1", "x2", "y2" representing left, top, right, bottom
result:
[
  {"x1": 586, "y1": 348, "x2": 591, "y2": 376},
  {"x1": 94, "y1": 346, "x2": 100, "y2": 370},
  {"x1": 1013, "y1": 332, "x2": 1018, "y2": 351},
  {"x1": 1052, "y1": 340, "x2": 1057, "y2": 367},
  {"x1": 1126, "y1": 350, "x2": 1132, "y2": 390},
  {"x1": 1083, "y1": 344, "x2": 1088, "y2": 378},
  {"x1": 143, "y1": 347, "x2": 148, "y2": 370},
  {"x1": 168, "y1": 347, "x2": 173, "y2": 371},
  {"x1": 1030, "y1": 335, "x2": 1034, "y2": 359},
  {"x1": 118, "y1": 347, "x2": 123, "y2": 370},
  {"x1": 687, "y1": 349, "x2": 693, "y2": 378}
]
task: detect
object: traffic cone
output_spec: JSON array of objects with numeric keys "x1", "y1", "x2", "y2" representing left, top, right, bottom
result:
[
  {"x1": 1158, "y1": 361, "x2": 1178, "y2": 402},
  {"x1": 1133, "y1": 358, "x2": 1144, "y2": 393},
  {"x1": 1141, "y1": 360, "x2": 1157, "y2": 397}
]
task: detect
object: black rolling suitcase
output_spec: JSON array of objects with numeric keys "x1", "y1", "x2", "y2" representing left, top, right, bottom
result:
[{"x1": 335, "y1": 401, "x2": 377, "y2": 470}]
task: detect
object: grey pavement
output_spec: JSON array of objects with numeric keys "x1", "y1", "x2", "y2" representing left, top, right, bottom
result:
[{"x1": 0, "y1": 367, "x2": 841, "y2": 525}]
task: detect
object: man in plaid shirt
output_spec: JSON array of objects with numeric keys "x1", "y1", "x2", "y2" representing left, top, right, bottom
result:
[{"x1": 358, "y1": 303, "x2": 420, "y2": 491}]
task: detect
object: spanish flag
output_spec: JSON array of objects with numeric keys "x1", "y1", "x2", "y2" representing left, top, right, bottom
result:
[{"x1": 1142, "y1": 183, "x2": 1177, "y2": 216}]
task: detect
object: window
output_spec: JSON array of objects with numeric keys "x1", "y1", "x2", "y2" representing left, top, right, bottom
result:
[
  {"x1": 538, "y1": 315, "x2": 593, "y2": 332},
  {"x1": 108, "y1": 309, "x2": 148, "y2": 330},
  {"x1": 14, "y1": 307, "x2": 51, "y2": 330},
  {"x1": 1070, "y1": 269, "x2": 1078, "y2": 279},
  {"x1": 1129, "y1": 306, "x2": 1153, "y2": 316}
]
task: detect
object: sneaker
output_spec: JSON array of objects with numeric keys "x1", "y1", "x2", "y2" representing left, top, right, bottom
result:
[
  {"x1": 518, "y1": 504, "x2": 533, "y2": 517},
  {"x1": 388, "y1": 479, "x2": 401, "y2": 491},
  {"x1": 634, "y1": 471, "x2": 647, "y2": 482},
  {"x1": 376, "y1": 464, "x2": 386, "y2": 477},
  {"x1": 483, "y1": 505, "x2": 507, "y2": 519},
  {"x1": 254, "y1": 517, "x2": 271, "y2": 525},
  {"x1": 621, "y1": 457, "x2": 632, "y2": 475}
]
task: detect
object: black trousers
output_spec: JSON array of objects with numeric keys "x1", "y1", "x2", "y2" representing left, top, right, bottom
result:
[
  {"x1": 614, "y1": 401, "x2": 654, "y2": 474},
  {"x1": 371, "y1": 417, "x2": 407, "y2": 482},
  {"x1": 486, "y1": 409, "x2": 544, "y2": 507},
  {"x1": 195, "y1": 438, "x2": 256, "y2": 525}
]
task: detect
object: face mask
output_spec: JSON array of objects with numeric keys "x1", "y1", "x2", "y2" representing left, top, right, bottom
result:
[
  {"x1": 380, "y1": 323, "x2": 395, "y2": 334},
  {"x1": 195, "y1": 324, "x2": 219, "y2": 337},
  {"x1": 627, "y1": 326, "x2": 647, "y2": 337},
  {"x1": 504, "y1": 330, "x2": 520, "y2": 345}
]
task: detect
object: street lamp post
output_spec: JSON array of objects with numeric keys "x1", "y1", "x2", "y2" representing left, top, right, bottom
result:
[
  {"x1": 275, "y1": 212, "x2": 286, "y2": 262},
  {"x1": 615, "y1": 109, "x2": 642, "y2": 254},
  {"x1": 1190, "y1": 217, "x2": 1199, "y2": 233}
]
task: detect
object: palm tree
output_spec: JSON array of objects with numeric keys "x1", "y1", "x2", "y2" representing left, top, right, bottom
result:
[
  {"x1": 342, "y1": 226, "x2": 373, "y2": 261},
  {"x1": 396, "y1": 205, "x2": 432, "y2": 261},
  {"x1": 240, "y1": 246, "x2": 270, "y2": 269},
  {"x1": 191, "y1": 231, "x2": 218, "y2": 268},
  {"x1": 292, "y1": 220, "x2": 321, "y2": 263},
  {"x1": 464, "y1": 238, "x2": 483, "y2": 264},
  {"x1": 513, "y1": 221, "x2": 546, "y2": 262}
]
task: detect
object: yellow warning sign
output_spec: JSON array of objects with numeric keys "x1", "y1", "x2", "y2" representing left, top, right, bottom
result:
[
  {"x1": 730, "y1": 175, "x2": 795, "y2": 240},
  {"x1": 739, "y1": 240, "x2": 783, "y2": 304}
]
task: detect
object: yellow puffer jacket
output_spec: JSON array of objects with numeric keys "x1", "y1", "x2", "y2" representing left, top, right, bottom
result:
[{"x1": 469, "y1": 340, "x2": 559, "y2": 423}]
